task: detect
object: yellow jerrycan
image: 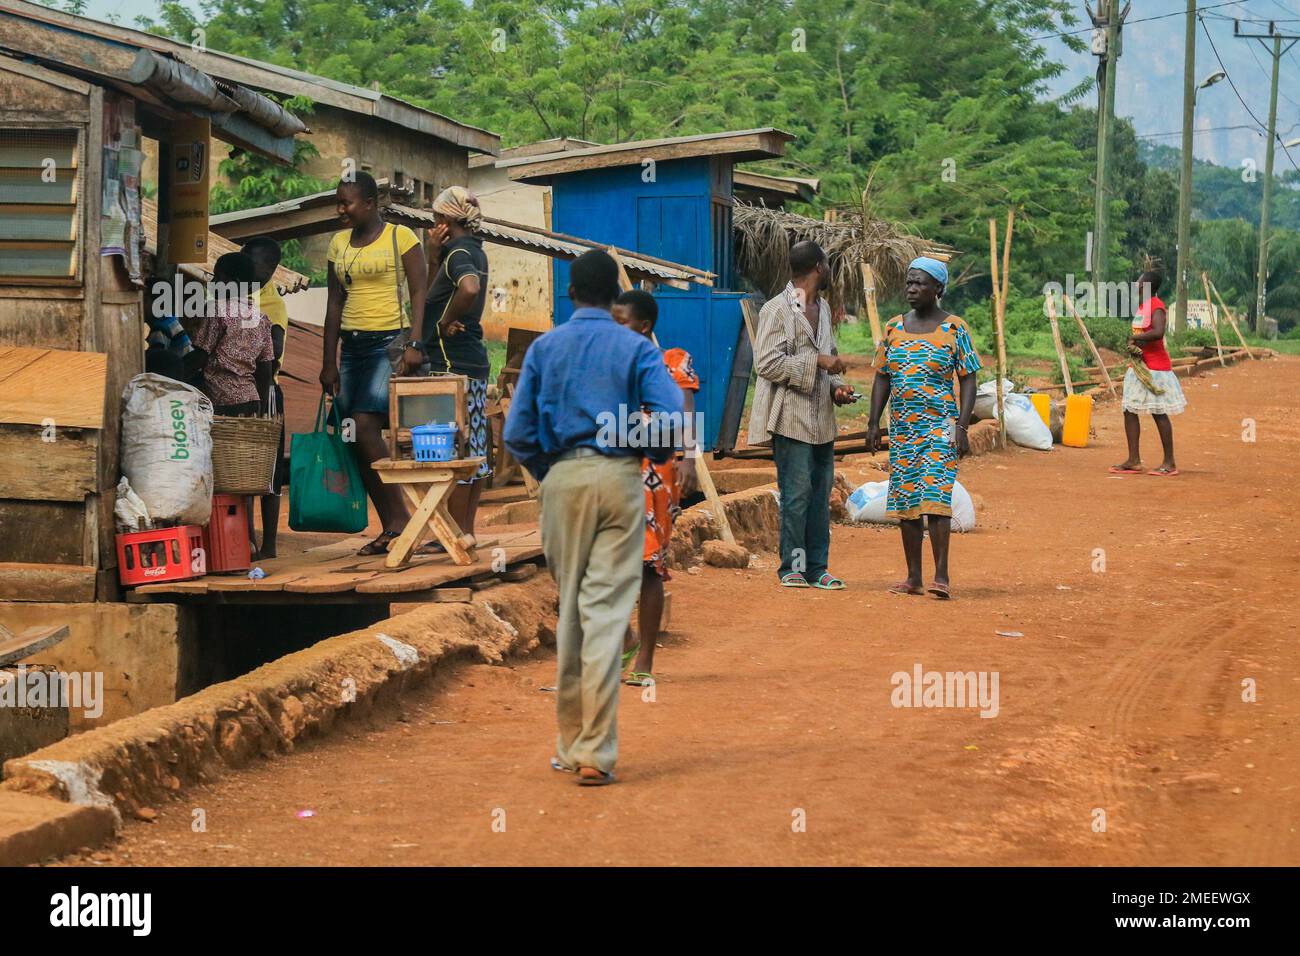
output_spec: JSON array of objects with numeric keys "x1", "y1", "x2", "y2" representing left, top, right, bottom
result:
[
  {"x1": 1030, "y1": 393, "x2": 1051, "y2": 429},
  {"x1": 1061, "y1": 394, "x2": 1093, "y2": 448}
]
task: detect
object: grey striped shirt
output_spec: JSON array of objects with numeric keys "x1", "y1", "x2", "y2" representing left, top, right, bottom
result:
[{"x1": 747, "y1": 284, "x2": 847, "y2": 447}]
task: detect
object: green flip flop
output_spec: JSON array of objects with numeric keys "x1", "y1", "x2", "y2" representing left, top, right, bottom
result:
[{"x1": 811, "y1": 572, "x2": 846, "y2": 590}]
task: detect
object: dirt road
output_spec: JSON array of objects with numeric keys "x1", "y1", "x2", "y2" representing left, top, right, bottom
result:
[{"x1": 66, "y1": 357, "x2": 1300, "y2": 866}]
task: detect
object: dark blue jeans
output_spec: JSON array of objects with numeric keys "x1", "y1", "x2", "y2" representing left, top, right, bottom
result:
[{"x1": 772, "y1": 433, "x2": 835, "y2": 580}]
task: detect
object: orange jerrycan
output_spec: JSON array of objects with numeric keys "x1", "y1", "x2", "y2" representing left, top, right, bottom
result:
[
  {"x1": 1062, "y1": 394, "x2": 1093, "y2": 448},
  {"x1": 1030, "y1": 393, "x2": 1051, "y2": 428}
]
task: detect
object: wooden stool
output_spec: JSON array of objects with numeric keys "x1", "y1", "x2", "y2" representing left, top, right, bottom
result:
[{"x1": 371, "y1": 457, "x2": 486, "y2": 568}]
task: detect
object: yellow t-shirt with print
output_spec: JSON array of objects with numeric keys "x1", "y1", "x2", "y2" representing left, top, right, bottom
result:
[
  {"x1": 327, "y1": 223, "x2": 421, "y2": 332},
  {"x1": 258, "y1": 282, "x2": 290, "y2": 382}
]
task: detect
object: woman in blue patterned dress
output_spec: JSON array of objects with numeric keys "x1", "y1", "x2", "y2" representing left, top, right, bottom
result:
[{"x1": 866, "y1": 258, "x2": 980, "y2": 599}]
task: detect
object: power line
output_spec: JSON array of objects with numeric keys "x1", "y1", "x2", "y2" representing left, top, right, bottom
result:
[
  {"x1": 1137, "y1": 124, "x2": 1265, "y2": 138},
  {"x1": 1027, "y1": 1, "x2": 1255, "y2": 41},
  {"x1": 1202, "y1": 15, "x2": 1300, "y2": 172}
]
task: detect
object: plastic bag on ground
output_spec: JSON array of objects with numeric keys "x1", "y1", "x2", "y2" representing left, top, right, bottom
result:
[{"x1": 119, "y1": 373, "x2": 214, "y2": 526}]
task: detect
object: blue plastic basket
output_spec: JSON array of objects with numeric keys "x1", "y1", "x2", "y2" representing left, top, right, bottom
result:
[{"x1": 410, "y1": 422, "x2": 458, "y2": 462}]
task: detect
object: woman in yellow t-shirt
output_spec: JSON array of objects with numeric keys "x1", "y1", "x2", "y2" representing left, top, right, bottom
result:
[{"x1": 320, "y1": 171, "x2": 428, "y2": 555}]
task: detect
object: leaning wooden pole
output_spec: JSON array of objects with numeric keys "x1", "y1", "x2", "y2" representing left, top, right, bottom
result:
[
  {"x1": 988, "y1": 218, "x2": 1007, "y2": 447},
  {"x1": 1199, "y1": 272, "x2": 1228, "y2": 368},
  {"x1": 859, "y1": 260, "x2": 885, "y2": 349},
  {"x1": 1062, "y1": 293, "x2": 1119, "y2": 399},
  {"x1": 1044, "y1": 292, "x2": 1074, "y2": 396},
  {"x1": 1205, "y1": 275, "x2": 1256, "y2": 359}
]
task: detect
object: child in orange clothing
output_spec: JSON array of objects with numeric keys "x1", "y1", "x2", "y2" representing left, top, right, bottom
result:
[{"x1": 611, "y1": 290, "x2": 699, "y2": 686}]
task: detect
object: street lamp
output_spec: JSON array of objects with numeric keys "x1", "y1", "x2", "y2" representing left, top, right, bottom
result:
[
  {"x1": 1198, "y1": 70, "x2": 1227, "y2": 95},
  {"x1": 1285, "y1": 136, "x2": 1300, "y2": 148}
]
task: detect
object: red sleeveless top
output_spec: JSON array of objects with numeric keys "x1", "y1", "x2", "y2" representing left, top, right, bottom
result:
[{"x1": 1132, "y1": 296, "x2": 1172, "y2": 371}]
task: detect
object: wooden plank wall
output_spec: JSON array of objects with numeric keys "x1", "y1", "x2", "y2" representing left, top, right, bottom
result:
[{"x1": 0, "y1": 74, "x2": 141, "y2": 598}]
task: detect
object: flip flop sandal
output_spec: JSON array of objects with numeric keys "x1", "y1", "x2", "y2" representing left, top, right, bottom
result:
[
  {"x1": 780, "y1": 572, "x2": 810, "y2": 588},
  {"x1": 550, "y1": 756, "x2": 574, "y2": 773},
  {"x1": 812, "y1": 573, "x2": 845, "y2": 590},
  {"x1": 1146, "y1": 468, "x2": 1180, "y2": 477},
  {"x1": 357, "y1": 530, "x2": 399, "y2": 556},
  {"x1": 416, "y1": 540, "x2": 447, "y2": 555},
  {"x1": 621, "y1": 640, "x2": 641, "y2": 672},
  {"x1": 927, "y1": 583, "x2": 952, "y2": 600},
  {"x1": 1108, "y1": 465, "x2": 1144, "y2": 474},
  {"x1": 577, "y1": 767, "x2": 616, "y2": 786},
  {"x1": 624, "y1": 671, "x2": 655, "y2": 687},
  {"x1": 889, "y1": 581, "x2": 923, "y2": 595}
]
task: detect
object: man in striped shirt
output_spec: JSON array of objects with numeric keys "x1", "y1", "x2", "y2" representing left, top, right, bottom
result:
[{"x1": 747, "y1": 241, "x2": 854, "y2": 590}]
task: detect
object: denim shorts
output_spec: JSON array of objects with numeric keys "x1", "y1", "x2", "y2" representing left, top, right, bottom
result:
[{"x1": 338, "y1": 329, "x2": 400, "y2": 417}]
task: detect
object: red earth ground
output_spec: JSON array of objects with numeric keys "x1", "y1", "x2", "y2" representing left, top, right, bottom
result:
[{"x1": 58, "y1": 356, "x2": 1299, "y2": 866}]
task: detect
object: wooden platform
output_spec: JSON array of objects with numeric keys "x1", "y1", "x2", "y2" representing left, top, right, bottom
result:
[{"x1": 124, "y1": 526, "x2": 543, "y2": 605}]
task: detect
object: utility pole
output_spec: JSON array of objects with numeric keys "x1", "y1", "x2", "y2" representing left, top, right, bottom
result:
[
  {"x1": 1174, "y1": 0, "x2": 1197, "y2": 333},
  {"x1": 1234, "y1": 20, "x2": 1300, "y2": 331},
  {"x1": 1088, "y1": 1, "x2": 1129, "y2": 289}
]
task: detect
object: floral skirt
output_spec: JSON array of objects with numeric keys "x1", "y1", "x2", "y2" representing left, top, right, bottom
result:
[{"x1": 1122, "y1": 368, "x2": 1186, "y2": 416}]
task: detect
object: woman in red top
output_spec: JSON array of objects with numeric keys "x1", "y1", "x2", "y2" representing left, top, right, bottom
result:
[{"x1": 1111, "y1": 269, "x2": 1186, "y2": 477}]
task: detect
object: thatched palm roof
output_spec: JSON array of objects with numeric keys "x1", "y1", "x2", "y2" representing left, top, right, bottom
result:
[{"x1": 733, "y1": 201, "x2": 951, "y2": 316}]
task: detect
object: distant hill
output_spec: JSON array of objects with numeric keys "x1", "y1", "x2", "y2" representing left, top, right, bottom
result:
[{"x1": 1140, "y1": 139, "x2": 1300, "y2": 230}]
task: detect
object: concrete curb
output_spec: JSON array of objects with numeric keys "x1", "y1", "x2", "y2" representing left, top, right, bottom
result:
[{"x1": 0, "y1": 576, "x2": 558, "y2": 863}]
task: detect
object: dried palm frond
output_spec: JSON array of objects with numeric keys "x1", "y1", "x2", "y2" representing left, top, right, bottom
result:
[{"x1": 732, "y1": 200, "x2": 952, "y2": 318}]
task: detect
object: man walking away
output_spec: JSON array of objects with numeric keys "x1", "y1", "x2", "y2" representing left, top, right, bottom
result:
[
  {"x1": 747, "y1": 240, "x2": 855, "y2": 590},
  {"x1": 504, "y1": 251, "x2": 683, "y2": 785}
]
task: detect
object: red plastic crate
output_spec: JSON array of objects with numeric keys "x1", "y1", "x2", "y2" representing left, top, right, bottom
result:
[
  {"x1": 203, "y1": 494, "x2": 251, "y2": 573},
  {"x1": 116, "y1": 525, "x2": 206, "y2": 587}
]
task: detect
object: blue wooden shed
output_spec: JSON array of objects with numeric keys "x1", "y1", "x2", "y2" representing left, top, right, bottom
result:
[{"x1": 499, "y1": 129, "x2": 793, "y2": 451}]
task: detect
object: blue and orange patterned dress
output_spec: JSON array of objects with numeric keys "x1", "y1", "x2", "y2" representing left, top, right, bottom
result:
[{"x1": 872, "y1": 314, "x2": 982, "y2": 519}]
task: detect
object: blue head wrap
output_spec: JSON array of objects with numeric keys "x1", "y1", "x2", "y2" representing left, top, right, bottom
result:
[{"x1": 908, "y1": 256, "x2": 949, "y2": 288}]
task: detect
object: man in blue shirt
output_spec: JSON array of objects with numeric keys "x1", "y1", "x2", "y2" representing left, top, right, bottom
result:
[{"x1": 505, "y1": 250, "x2": 682, "y2": 785}]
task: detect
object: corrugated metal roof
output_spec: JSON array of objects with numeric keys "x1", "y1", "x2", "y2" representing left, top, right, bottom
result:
[{"x1": 498, "y1": 128, "x2": 792, "y2": 180}]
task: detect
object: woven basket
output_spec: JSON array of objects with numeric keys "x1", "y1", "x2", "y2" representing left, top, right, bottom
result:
[{"x1": 210, "y1": 414, "x2": 281, "y2": 495}]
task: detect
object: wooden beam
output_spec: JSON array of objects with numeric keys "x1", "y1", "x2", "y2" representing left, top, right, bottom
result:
[
  {"x1": 859, "y1": 261, "x2": 884, "y2": 349},
  {"x1": 0, "y1": 562, "x2": 96, "y2": 602},
  {"x1": 1044, "y1": 293, "x2": 1073, "y2": 396},
  {"x1": 0, "y1": 347, "x2": 107, "y2": 428},
  {"x1": 987, "y1": 219, "x2": 1007, "y2": 447},
  {"x1": 0, "y1": 425, "x2": 97, "y2": 501},
  {"x1": 1199, "y1": 272, "x2": 1228, "y2": 368},
  {"x1": 0, "y1": 624, "x2": 70, "y2": 667},
  {"x1": 1061, "y1": 294, "x2": 1118, "y2": 400},
  {"x1": 1204, "y1": 275, "x2": 1256, "y2": 359}
]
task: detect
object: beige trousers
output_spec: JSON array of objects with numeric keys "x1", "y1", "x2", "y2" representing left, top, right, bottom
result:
[{"x1": 540, "y1": 454, "x2": 644, "y2": 774}]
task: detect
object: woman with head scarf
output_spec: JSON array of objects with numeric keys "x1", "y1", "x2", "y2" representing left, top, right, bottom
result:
[
  {"x1": 409, "y1": 185, "x2": 492, "y2": 547},
  {"x1": 866, "y1": 257, "x2": 981, "y2": 599},
  {"x1": 320, "y1": 171, "x2": 428, "y2": 555}
]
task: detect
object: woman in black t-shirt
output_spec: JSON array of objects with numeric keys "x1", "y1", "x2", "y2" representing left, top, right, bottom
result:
[{"x1": 409, "y1": 185, "x2": 492, "y2": 545}]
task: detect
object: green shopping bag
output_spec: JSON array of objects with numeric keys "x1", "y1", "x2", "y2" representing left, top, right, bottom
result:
[{"x1": 288, "y1": 394, "x2": 369, "y2": 533}]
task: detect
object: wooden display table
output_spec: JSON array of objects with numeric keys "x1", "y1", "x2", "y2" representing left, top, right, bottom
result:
[{"x1": 371, "y1": 457, "x2": 485, "y2": 568}]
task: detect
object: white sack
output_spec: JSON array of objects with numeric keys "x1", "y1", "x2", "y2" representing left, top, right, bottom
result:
[
  {"x1": 845, "y1": 479, "x2": 978, "y2": 533},
  {"x1": 119, "y1": 373, "x2": 213, "y2": 526}
]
